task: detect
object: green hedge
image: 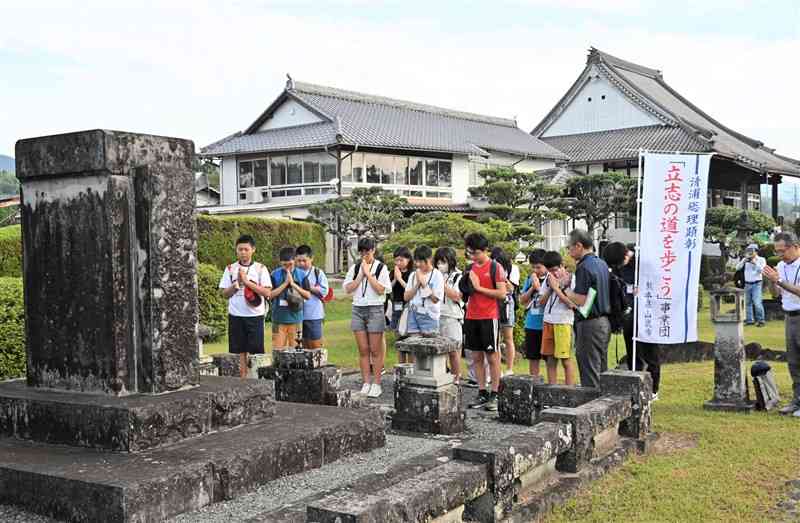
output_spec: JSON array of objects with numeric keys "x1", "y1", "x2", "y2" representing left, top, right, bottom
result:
[
  {"x1": 198, "y1": 263, "x2": 227, "y2": 342},
  {"x1": 0, "y1": 277, "x2": 25, "y2": 379},
  {"x1": 0, "y1": 225, "x2": 21, "y2": 277},
  {"x1": 197, "y1": 215, "x2": 326, "y2": 271}
]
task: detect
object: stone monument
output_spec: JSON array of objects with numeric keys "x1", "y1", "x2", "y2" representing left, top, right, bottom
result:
[
  {"x1": 0, "y1": 130, "x2": 385, "y2": 522},
  {"x1": 704, "y1": 288, "x2": 755, "y2": 412},
  {"x1": 393, "y1": 335, "x2": 465, "y2": 434}
]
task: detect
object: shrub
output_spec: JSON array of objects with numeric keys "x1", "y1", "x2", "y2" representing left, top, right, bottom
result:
[
  {"x1": 197, "y1": 215, "x2": 326, "y2": 271},
  {"x1": 197, "y1": 263, "x2": 227, "y2": 342},
  {"x1": 0, "y1": 277, "x2": 25, "y2": 379},
  {"x1": 0, "y1": 225, "x2": 22, "y2": 277}
]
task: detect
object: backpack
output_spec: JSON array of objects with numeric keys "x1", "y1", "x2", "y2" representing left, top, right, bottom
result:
[
  {"x1": 608, "y1": 271, "x2": 629, "y2": 333},
  {"x1": 444, "y1": 270, "x2": 465, "y2": 318},
  {"x1": 459, "y1": 261, "x2": 503, "y2": 317},
  {"x1": 272, "y1": 268, "x2": 305, "y2": 312},
  {"x1": 305, "y1": 267, "x2": 334, "y2": 303}
]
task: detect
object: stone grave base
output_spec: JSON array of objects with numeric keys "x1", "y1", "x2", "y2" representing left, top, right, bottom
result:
[
  {"x1": 703, "y1": 399, "x2": 756, "y2": 413},
  {"x1": 0, "y1": 402, "x2": 385, "y2": 523},
  {"x1": 0, "y1": 376, "x2": 275, "y2": 452}
]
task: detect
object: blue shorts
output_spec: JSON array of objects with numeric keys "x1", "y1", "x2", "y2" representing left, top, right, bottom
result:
[
  {"x1": 303, "y1": 319, "x2": 323, "y2": 341},
  {"x1": 407, "y1": 308, "x2": 439, "y2": 335}
]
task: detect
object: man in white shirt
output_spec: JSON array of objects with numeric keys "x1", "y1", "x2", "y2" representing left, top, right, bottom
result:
[
  {"x1": 763, "y1": 232, "x2": 800, "y2": 417},
  {"x1": 737, "y1": 243, "x2": 767, "y2": 327}
]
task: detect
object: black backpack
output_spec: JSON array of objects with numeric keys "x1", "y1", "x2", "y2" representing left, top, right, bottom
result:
[{"x1": 608, "y1": 271, "x2": 629, "y2": 333}]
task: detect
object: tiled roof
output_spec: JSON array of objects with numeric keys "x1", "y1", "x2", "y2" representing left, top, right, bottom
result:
[
  {"x1": 200, "y1": 121, "x2": 339, "y2": 156},
  {"x1": 534, "y1": 166, "x2": 583, "y2": 184},
  {"x1": 534, "y1": 48, "x2": 800, "y2": 176},
  {"x1": 541, "y1": 125, "x2": 710, "y2": 163},
  {"x1": 202, "y1": 81, "x2": 567, "y2": 161}
]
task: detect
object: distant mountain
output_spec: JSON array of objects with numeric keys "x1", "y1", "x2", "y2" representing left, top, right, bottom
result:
[{"x1": 0, "y1": 155, "x2": 14, "y2": 173}]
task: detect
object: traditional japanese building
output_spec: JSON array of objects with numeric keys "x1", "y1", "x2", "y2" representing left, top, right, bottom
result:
[{"x1": 533, "y1": 47, "x2": 800, "y2": 242}]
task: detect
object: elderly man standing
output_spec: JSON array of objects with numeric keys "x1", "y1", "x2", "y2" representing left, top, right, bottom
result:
[
  {"x1": 737, "y1": 243, "x2": 767, "y2": 327},
  {"x1": 763, "y1": 232, "x2": 800, "y2": 417},
  {"x1": 564, "y1": 229, "x2": 611, "y2": 389}
]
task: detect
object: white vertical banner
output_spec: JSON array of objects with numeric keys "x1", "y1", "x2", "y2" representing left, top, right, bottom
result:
[{"x1": 636, "y1": 152, "x2": 713, "y2": 344}]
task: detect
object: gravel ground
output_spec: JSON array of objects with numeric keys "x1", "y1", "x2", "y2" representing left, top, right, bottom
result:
[
  {"x1": 0, "y1": 505, "x2": 62, "y2": 523},
  {"x1": 170, "y1": 434, "x2": 450, "y2": 522}
]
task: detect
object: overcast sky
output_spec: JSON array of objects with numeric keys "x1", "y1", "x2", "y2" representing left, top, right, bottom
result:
[{"x1": 1, "y1": 1, "x2": 798, "y2": 160}]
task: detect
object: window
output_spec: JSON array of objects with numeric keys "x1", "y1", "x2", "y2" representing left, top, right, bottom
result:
[
  {"x1": 365, "y1": 154, "x2": 381, "y2": 184},
  {"x1": 254, "y1": 159, "x2": 268, "y2": 187},
  {"x1": 287, "y1": 155, "x2": 302, "y2": 185},
  {"x1": 425, "y1": 191, "x2": 452, "y2": 199},
  {"x1": 341, "y1": 155, "x2": 352, "y2": 183},
  {"x1": 351, "y1": 152, "x2": 364, "y2": 183},
  {"x1": 239, "y1": 161, "x2": 254, "y2": 188},
  {"x1": 408, "y1": 159, "x2": 423, "y2": 185},
  {"x1": 303, "y1": 154, "x2": 321, "y2": 184},
  {"x1": 271, "y1": 157, "x2": 287, "y2": 186},
  {"x1": 402, "y1": 189, "x2": 423, "y2": 197},
  {"x1": 426, "y1": 160, "x2": 452, "y2": 187},
  {"x1": 393, "y1": 157, "x2": 408, "y2": 186},
  {"x1": 321, "y1": 155, "x2": 336, "y2": 182},
  {"x1": 379, "y1": 155, "x2": 395, "y2": 185}
]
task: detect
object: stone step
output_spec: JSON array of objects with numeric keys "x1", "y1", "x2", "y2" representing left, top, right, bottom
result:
[
  {"x1": 306, "y1": 460, "x2": 488, "y2": 522},
  {"x1": 0, "y1": 402, "x2": 385, "y2": 523},
  {"x1": 0, "y1": 376, "x2": 275, "y2": 452}
]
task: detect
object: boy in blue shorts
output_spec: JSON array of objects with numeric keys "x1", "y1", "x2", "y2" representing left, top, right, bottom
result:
[{"x1": 295, "y1": 244, "x2": 329, "y2": 349}]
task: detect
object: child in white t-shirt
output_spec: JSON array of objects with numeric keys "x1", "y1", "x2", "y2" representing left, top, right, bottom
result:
[
  {"x1": 403, "y1": 245, "x2": 445, "y2": 336},
  {"x1": 538, "y1": 251, "x2": 577, "y2": 385}
]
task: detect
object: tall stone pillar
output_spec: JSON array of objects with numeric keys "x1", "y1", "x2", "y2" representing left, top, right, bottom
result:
[
  {"x1": 15, "y1": 130, "x2": 199, "y2": 394},
  {"x1": 704, "y1": 288, "x2": 754, "y2": 412}
]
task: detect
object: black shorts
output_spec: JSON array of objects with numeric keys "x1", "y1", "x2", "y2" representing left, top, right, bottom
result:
[
  {"x1": 524, "y1": 328, "x2": 543, "y2": 360},
  {"x1": 228, "y1": 315, "x2": 265, "y2": 354},
  {"x1": 463, "y1": 318, "x2": 500, "y2": 353}
]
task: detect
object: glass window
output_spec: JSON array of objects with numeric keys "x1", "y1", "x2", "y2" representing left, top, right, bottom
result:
[
  {"x1": 341, "y1": 155, "x2": 353, "y2": 183},
  {"x1": 239, "y1": 161, "x2": 254, "y2": 188},
  {"x1": 408, "y1": 159, "x2": 423, "y2": 186},
  {"x1": 288, "y1": 155, "x2": 303, "y2": 185},
  {"x1": 379, "y1": 155, "x2": 395, "y2": 185},
  {"x1": 426, "y1": 160, "x2": 438, "y2": 187},
  {"x1": 254, "y1": 159, "x2": 268, "y2": 187},
  {"x1": 365, "y1": 154, "x2": 381, "y2": 184},
  {"x1": 351, "y1": 152, "x2": 364, "y2": 183},
  {"x1": 271, "y1": 157, "x2": 287, "y2": 186},
  {"x1": 306, "y1": 187, "x2": 321, "y2": 195},
  {"x1": 321, "y1": 155, "x2": 336, "y2": 182},
  {"x1": 271, "y1": 189, "x2": 286, "y2": 197},
  {"x1": 402, "y1": 189, "x2": 423, "y2": 197},
  {"x1": 286, "y1": 188, "x2": 302, "y2": 196},
  {"x1": 394, "y1": 157, "x2": 408, "y2": 186},
  {"x1": 438, "y1": 160, "x2": 452, "y2": 187},
  {"x1": 320, "y1": 186, "x2": 336, "y2": 194},
  {"x1": 303, "y1": 154, "x2": 320, "y2": 184}
]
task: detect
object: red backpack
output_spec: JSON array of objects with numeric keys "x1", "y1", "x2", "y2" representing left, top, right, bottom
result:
[{"x1": 307, "y1": 267, "x2": 334, "y2": 303}]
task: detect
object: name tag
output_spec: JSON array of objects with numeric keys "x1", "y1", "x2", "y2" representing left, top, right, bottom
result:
[
  {"x1": 279, "y1": 299, "x2": 288, "y2": 307},
  {"x1": 394, "y1": 302, "x2": 404, "y2": 312},
  {"x1": 626, "y1": 284, "x2": 634, "y2": 294},
  {"x1": 419, "y1": 287, "x2": 432, "y2": 298}
]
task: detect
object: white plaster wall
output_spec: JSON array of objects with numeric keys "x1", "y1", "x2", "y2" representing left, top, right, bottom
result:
[
  {"x1": 451, "y1": 155, "x2": 470, "y2": 203},
  {"x1": 542, "y1": 69, "x2": 659, "y2": 137},
  {"x1": 258, "y1": 99, "x2": 323, "y2": 131},
  {"x1": 220, "y1": 157, "x2": 238, "y2": 206}
]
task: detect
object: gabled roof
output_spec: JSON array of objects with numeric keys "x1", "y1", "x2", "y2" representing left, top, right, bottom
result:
[
  {"x1": 202, "y1": 79, "x2": 567, "y2": 161},
  {"x1": 534, "y1": 48, "x2": 800, "y2": 176}
]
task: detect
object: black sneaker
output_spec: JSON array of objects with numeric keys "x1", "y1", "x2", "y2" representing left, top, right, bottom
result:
[
  {"x1": 484, "y1": 393, "x2": 499, "y2": 412},
  {"x1": 469, "y1": 390, "x2": 490, "y2": 409},
  {"x1": 463, "y1": 379, "x2": 479, "y2": 389},
  {"x1": 757, "y1": 322, "x2": 765, "y2": 328}
]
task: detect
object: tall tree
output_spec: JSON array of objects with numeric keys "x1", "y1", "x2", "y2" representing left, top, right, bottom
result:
[
  {"x1": 308, "y1": 187, "x2": 408, "y2": 266},
  {"x1": 0, "y1": 171, "x2": 19, "y2": 197},
  {"x1": 468, "y1": 166, "x2": 565, "y2": 245},
  {"x1": 550, "y1": 172, "x2": 637, "y2": 239}
]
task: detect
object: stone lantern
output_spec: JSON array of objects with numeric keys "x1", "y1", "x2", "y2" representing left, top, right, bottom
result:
[{"x1": 704, "y1": 288, "x2": 754, "y2": 412}]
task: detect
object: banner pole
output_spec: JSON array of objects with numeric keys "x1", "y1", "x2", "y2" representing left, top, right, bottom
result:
[{"x1": 632, "y1": 149, "x2": 645, "y2": 372}]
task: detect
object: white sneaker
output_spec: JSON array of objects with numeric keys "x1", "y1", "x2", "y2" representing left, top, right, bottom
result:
[
  {"x1": 360, "y1": 383, "x2": 371, "y2": 395},
  {"x1": 368, "y1": 384, "x2": 383, "y2": 398},
  {"x1": 502, "y1": 370, "x2": 514, "y2": 377}
]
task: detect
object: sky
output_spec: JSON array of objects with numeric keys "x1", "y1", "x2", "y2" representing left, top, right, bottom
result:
[{"x1": 1, "y1": 1, "x2": 799, "y2": 160}]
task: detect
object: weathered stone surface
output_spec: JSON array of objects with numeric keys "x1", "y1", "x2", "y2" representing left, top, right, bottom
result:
[
  {"x1": 198, "y1": 362, "x2": 219, "y2": 376},
  {"x1": 272, "y1": 366, "x2": 341, "y2": 403},
  {"x1": 0, "y1": 376, "x2": 275, "y2": 452},
  {"x1": 274, "y1": 348, "x2": 328, "y2": 369},
  {"x1": 453, "y1": 421, "x2": 572, "y2": 512},
  {"x1": 306, "y1": 461, "x2": 487, "y2": 522},
  {"x1": 498, "y1": 374, "x2": 545, "y2": 425},
  {"x1": 705, "y1": 321, "x2": 754, "y2": 412},
  {"x1": 395, "y1": 335, "x2": 460, "y2": 356},
  {"x1": 214, "y1": 353, "x2": 241, "y2": 377},
  {"x1": 539, "y1": 396, "x2": 632, "y2": 473},
  {"x1": 0, "y1": 402, "x2": 385, "y2": 523},
  {"x1": 599, "y1": 370, "x2": 653, "y2": 439},
  {"x1": 324, "y1": 389, "x2": 368, "y2": 409},
  {"x1": 392, "y1": 382, "x2": 465, "y2": 434},
  {"x1": 16, "y1": 130, "x2": 198, "y2": 395}
]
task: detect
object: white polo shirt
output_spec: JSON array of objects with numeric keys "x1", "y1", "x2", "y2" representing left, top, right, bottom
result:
[
  {"x1": 218, "y1": 261, "x2": 272, "y2": 317},
  {"x1": 344, "y1": 261, "x2": 392, "y2": 307},
  {"x1": 777, "y1": 257, "x2": 800, "y2": 312}
]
